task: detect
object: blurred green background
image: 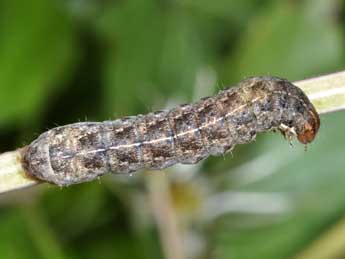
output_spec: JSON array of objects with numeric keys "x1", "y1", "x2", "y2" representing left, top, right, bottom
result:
[{"x1": 0, "y1": 0, "x2": 345, "y2": 258}]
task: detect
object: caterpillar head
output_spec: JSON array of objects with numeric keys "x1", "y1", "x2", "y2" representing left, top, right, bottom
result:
[
  {"x1": 279, "y1": 99, "x2": 320, "y2": 145},
  {"x1": 296, "y1": 107, "x2": 320, "y2": 144}
]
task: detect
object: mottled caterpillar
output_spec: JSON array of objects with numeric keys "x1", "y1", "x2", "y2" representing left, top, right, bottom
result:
[{"x1": 21, "y1": 77, "x2": 320, "y2": 186}]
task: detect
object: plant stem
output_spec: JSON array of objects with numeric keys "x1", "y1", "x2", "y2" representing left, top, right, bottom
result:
[
  {"x1": 0, "y1": 150, "x2": 39, "y2": 193},
  {"x1": 295, "y1": 70, "x2": 345, "y2": 114},
  {"x1": 1, "y1": 70, "x2": 345, "y2": 194},
  {"x1": 146, "y1": 172, "x2": 185, "y2": 259}
]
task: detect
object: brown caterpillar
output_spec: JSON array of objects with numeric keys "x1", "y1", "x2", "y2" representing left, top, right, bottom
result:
[{"x1": 21, "y1": 77, "x2": 320, "y2": 186}]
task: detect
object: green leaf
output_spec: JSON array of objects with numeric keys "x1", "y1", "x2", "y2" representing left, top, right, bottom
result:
[
  {"x1": 0, "y1": 0, "x2": 77, "y2": 126},
  {"x1": 222, "y1": 1, "x2": 343, "y2": 82},
  {"x1": 96, "y1": 0, "x2": 206, "y2": 117}
]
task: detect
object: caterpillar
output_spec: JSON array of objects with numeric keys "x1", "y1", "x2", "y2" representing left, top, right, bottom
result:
[{"x1": 21, "y1": 77, "x2": 320, "y2": 186}]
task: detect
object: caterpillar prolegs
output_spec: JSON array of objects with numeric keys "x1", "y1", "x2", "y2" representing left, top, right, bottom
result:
[{"x1": 21, "y1": 77, "x2": 320, "y2": 186}]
